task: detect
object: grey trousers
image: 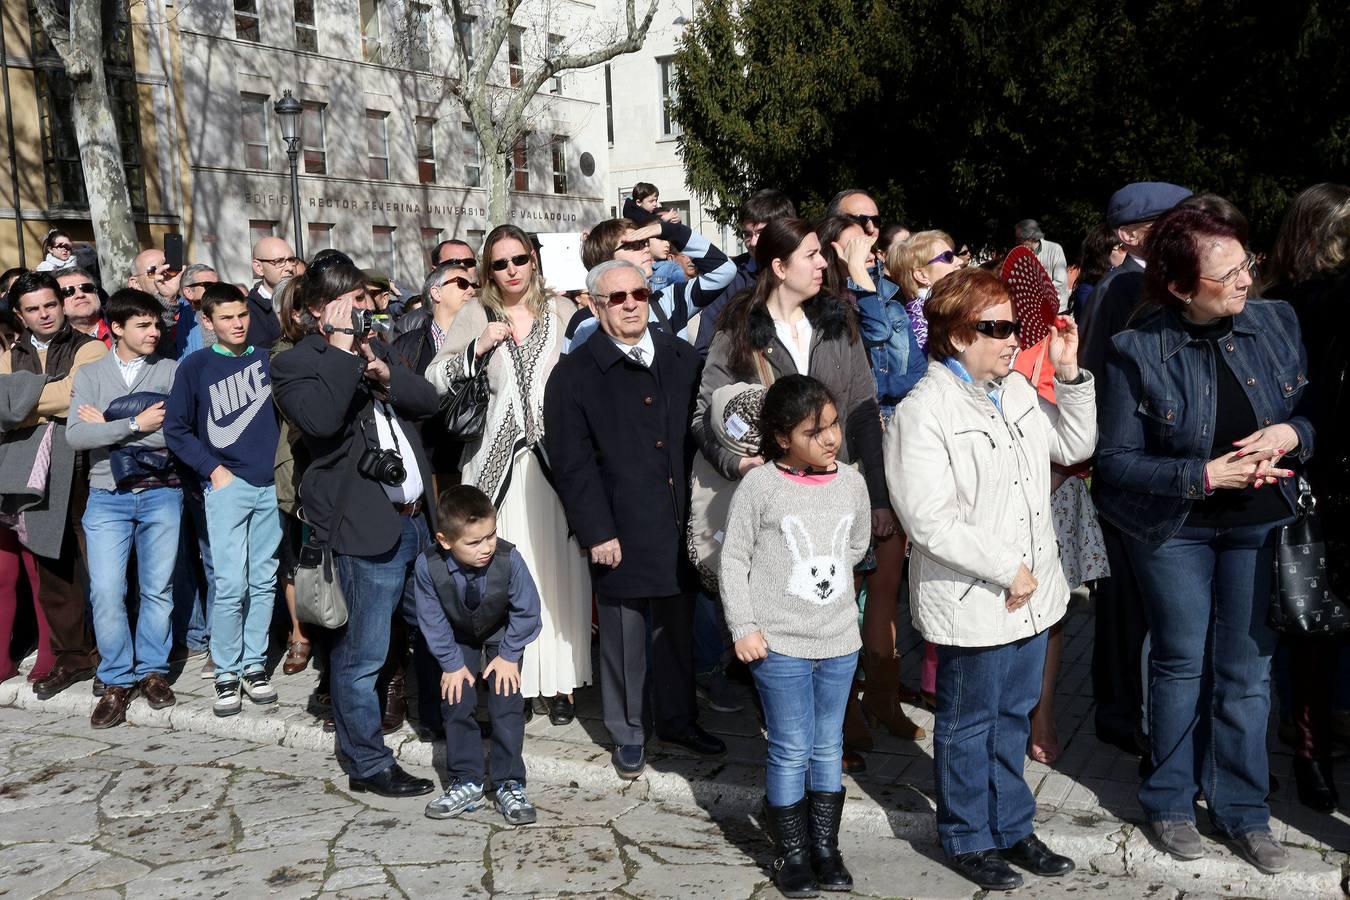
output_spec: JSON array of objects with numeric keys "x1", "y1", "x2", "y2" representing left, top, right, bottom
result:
[{"x1": 597, "y1": 592, "x2": 697, "y2": 746}]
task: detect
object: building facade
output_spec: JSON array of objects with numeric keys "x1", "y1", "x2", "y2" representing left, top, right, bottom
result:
[{"x1": 177, "y1": 0, "x2": 615, "y2": 286}]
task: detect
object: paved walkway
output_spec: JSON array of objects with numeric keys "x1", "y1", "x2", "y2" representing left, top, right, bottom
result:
[{"x1": 1, "y1": 602, "x2": 1346, "y2": 898}]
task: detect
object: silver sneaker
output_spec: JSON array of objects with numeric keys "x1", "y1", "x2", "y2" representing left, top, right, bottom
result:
[
  {"x1": 213, "y1": 679, "x2": 241, "y2": 718},
  {"x1": 241, "y1": 670, "x2": 278, "y2": 705},
  {"x1": 1151, "y1": 820, "x2": 1204, "y2": 860},
  {"x1": 424, "y1": 779, "x2": 484, "y2": 819},
  {"x1": 495, "y1": 780, "x2": 537, "y2": 826},
  {"x1": 695, "y1": 670, "x2": 744, "y2": 713},
  {"x1": 1231, "y1": 830, "x2": 1288, "y2": 874}
]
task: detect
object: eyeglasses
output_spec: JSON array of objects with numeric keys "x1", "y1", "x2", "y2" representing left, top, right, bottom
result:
[
  {"x1": 604, "y1": 287, "x2": 652, "y2": 306},
  {"x1": 739, "y1": 224, "x2": 766, "y2": 242},
  {"x1": 1197, "y1": 252, "x2": 1257, "y2": 288},
  {"x1": 438, "y1": 257, "x2": 476, "y2": 269},
  {"x1": 926, "y1": 250, "x2": 957, "y2": 266},
  {"x1": 286, "y1": 256, "x2": 303, "y2": 266},
  {"x1": 254, "y1": 256, "x2": 294, "y2": 268},
  {"x1": 143, "y1": 265, "x2": 179, "y2": 278},
  {"x1": 50, "y1": 243, "x2": 72, "y2": 252},
  {"x1": 973, "y1": 319, "x2": 1022, "y2": 340},
  {"x1": 616, "y1": 239, "x2": 649, "y2": 252},
  {"x1": 440, "y1": 276, "x2": 479, "y2": 291},
  {"x1": 490, "y1": 253, "x2": 532, "y2": 271},
  {"x1": 846, "y1": 214, "x2": 883, "y2": 229},
  {"x1": 183, "y1": 280, "x2": 216, "y2": 291},
  {"x1": 58, "y1": 283, "x2": 96, "y2": 297}
]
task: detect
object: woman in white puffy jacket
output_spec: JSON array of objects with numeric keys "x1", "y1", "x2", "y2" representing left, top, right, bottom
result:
[{"x1": 885, "y1": 268, "x2": 1096, "y2": 892}]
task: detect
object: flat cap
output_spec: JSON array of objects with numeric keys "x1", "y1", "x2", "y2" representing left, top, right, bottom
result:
[{"x1": 1106, "y1": 182, "x2": 1192, "y2": 227}]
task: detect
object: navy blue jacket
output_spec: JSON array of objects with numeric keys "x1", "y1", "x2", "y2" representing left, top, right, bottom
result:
[{"x1": 1094, "y1": 299, "x2": 1314, "y2": 544}]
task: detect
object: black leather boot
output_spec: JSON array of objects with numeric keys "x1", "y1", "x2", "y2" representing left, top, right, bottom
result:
[
  {"x1": 762, "y1": 798, "x2": 818, "y2": 898},
  {"x1": 806, "y1": 789, "x2": 852, "y2": 892},
  {"x1": 1294, "y1": 756, "x2": 1338, "y2": 813}
]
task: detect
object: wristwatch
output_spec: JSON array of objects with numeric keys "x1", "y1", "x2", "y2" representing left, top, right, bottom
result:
[{"x1": 128, "y1": 417, "x2": 140, "y2": 434}]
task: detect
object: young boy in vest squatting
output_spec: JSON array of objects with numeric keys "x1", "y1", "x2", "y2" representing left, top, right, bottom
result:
[
  {"x1": 415, "y1": 486, "x2": 541, "y2": 826},
  {"x1": 164, "y1": 283, "x2": 282, "y2": 718}
]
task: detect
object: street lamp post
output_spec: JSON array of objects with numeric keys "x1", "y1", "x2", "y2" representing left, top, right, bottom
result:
[{"x1": 274, "y1": 89, "x2": 305, "y2": 259}]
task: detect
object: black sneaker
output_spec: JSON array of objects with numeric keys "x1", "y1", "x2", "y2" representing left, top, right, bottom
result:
[
  {"x1": 241, "y1": 670, "x2": 278, "y2": 705},
  {"x1": 213, "y1": 679, "x2": 242, "y2": 717}
]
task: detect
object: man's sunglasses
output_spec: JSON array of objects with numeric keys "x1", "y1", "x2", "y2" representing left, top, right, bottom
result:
[
  {"x1": 59, "y1": 283, "x2": 97, "y2": 297},
  {"x1": 440, "y1": 276, "x2": 479, "y2": 291},
  {"x1": 604, "y1": 287, "x2": 652, "y2": 306},
  {"x1": 439, "y1": 257, "x2": 477, "y2": 269},
  {"x1": 144, "y1": 265, "x2": 180, "y2": 277},
  {"x1": 926, "y1": 250, "x2": 957, "y2": 266},
  {"x1": 183, "y1": 280, "x2": 217, "y2": 290},
  {"x1": 616, "y1": 239, "x2": 649, "y2": 252},
  {"x1": 490, "y1": 253, "x2": 532, "y2": 271},
  {"x1": 846, "y1": 214, "x2": 883, "y2": 228},
  {"x1": 974, "y1": 319, "x2": 1022, "y2": 340}
]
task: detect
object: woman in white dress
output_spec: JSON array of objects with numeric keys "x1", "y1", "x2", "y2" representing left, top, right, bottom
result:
[{"x1": 426, "y1": 225, "x2": 591, "y2": 722}]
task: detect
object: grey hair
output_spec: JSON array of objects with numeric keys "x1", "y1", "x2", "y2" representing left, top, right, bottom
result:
[
  {"x1": 180, "y1": 263, "x2": 216, "y2": 289},
  {"x1": 422, "y1": 261, "x2": 465, "y2": 300},
  {"x1": 1014, "y1": 219, "x2": 1045, "y2": 242},
  {"x1": 585, "y1": 259, "x2": 647, "y2": 299}
]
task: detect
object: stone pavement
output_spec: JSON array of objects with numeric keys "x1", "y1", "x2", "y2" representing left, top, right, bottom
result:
[{"x1": 1, "y1": 602, "x2": 1347, "y2": 899}]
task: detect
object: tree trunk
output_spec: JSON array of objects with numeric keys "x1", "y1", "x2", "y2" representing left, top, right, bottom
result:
[{"x1": 482, "y1": 133, "x2": 510, "y2": 231}]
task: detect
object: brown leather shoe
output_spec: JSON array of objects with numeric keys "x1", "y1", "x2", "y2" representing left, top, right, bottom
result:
[
  {"x1": 90, "y1": 685, "x2": 136, "y2": 729},
  {"x1": 139, "y1": 673, "x2": 177, "y2": 709},
  {"x1": 282, "y1": 639, "x2": 312, "y2": 675},
  {"x1": 381, "y1": 671, "x2": 407, "y2": 734},
  {"x1": 33, "y1": 664, "x2": 96, "y2": 700}
]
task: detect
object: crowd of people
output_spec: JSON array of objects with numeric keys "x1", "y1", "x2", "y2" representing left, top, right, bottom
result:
[{"x1": 0, "y1": 177, "x2": 1347, "y2": 896}]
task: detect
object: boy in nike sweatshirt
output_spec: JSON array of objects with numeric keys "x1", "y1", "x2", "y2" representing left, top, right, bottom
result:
[{"x1": 165, "y1": 283, "x2": 282, "y2": 718}]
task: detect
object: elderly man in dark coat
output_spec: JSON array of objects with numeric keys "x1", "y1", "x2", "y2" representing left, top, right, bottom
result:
[{"x1": 544, "y1": 259, "x2": 726, "y2": 780}]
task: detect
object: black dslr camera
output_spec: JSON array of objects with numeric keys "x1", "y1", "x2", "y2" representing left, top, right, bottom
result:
[
  {"x1": 357, "y1": 446, "x2": 406, "y2": 486},
  {"x1": 352, "y1": 308, "x2": 393, "y2": 337}
]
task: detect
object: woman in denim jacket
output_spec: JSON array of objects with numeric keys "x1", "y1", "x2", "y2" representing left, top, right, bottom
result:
[{"x1": 1095, "y1": 206, "x2": 1313, "y2": 875}]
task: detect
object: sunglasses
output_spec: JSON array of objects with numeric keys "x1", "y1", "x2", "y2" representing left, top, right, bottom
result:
[
  {"x1": 490, "y1": 253, "x2": 532, "y2": 271},
  {"x1": 439, "y1": 257, "x2": 476, "y2": 269},
  {"x1": 846, "y1": 214, "x2": 883, "y2": 228},
  {"x1": 59, "y1": 283, "x2": 97, "y2": 297},
  {"x1": 440, "y1": 276, "x2": 479, "y2": 290},
  {"x1": 254, "y1": 256, "x2": 294, "y2": 267},
  {"x1": 144, "y1": 265, "x2": 179, "y2": 277},
  {"x1": 926, "y1": 250, "x2": 957, "y2": 266},
  {"x1": 974, "y1": 319, "x2": 1022, "y2": 340},
  {"x1": 183, "y1": 280, "x2": 217, "y2": 290},
  {"x1": 50, "y1": 243, "x2": 73, "y2": 252},
  {"x1": 604, "y1": 287, "x2": 652, "y2": 306},
  {"x1": 616, "y1": 239, "x2": 649, "y2": 252}
]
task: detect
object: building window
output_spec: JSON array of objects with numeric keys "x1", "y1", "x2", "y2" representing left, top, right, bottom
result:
[
  {"x1": 457, "y1": 15, "x2": 475, "y2": 62},
  {"x1": 508, "y1": 27, "x2": 524, "y2": 87},
  {"x1": 658, "y1": 57, "x2": 681, "y2": 138},
  {"x1": 551, "y1": 136, "x2": 567, "y2": 194},
  {"x1": 308, "y1": 222, "x2": 333, "y2": 253},
  {"x1": 360, "y1": 0, "x2": 382, "y2": 63},
  {"x1": 235, "y1": 0, "x2": 260, "y2": 42},
  {"x1": 240, "y1": 93, "x2": 269, "y2": 170},
  {"x1": 295, "y1": 0, "x2": 318, "y2": 52},
  {"x1": 366, "y1": 110, "x2": 389, "y2": 180},
  {"x1": 421, "y1": 227, "x2": 442, "y2": 257},
  {"x1": 464, "y1": 122, "x2": 481, "y2": 188},
  {"x1": 372, "y1": 225, "x2": 396, "y2": 275},
  {"x1": 547, "y1": 34, "x2": 563, "y2": 94},
  {"x1": 250, "y1": 220, "x2": 277, "y2": 246},
  {"x1": 511, "y1": 134, "x2": 529, "y2": 191},
  {"x1": 408, "y1": 2, "x2": 431, "y2": 71},
  {"x1": 467, "y1": 229, "x2": 484, "y2": 252},
  {"x1": 415, "y1": 117, "x2": 436, "y2": 184},
  {"x1": 604, "y1": 64, "x2": 614, "y2": 145},
  {"x1": 302, "y1": 101, "x2": 327, "y2": 174}
]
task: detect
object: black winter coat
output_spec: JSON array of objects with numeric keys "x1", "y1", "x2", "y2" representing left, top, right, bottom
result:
[
  {"x1": 391, "y1": 323, "x2": 462, "y2": 477},
  {"x1": 271, "y1": 333, "x2": 439, "y2": 555},
  {"x1": 543, "y1": 326, "x2": 700, "y2": 599}
]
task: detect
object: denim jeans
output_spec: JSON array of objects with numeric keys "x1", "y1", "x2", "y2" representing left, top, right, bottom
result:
[
  {"x1": 933, "y1": 630, "x2": 1048, "y2": 857},
  {"x1": 333, "y1": 514, "x2": 426, "y2": 779},
  {"x1": 1124, "y1": 519, "x2": 1289, "y2": 836},
  {"x1": 83, "y1": 487, "x2": 182, "y2": 687},
  {"x1": 175, "y1": 491, "x2": 215, "y2": 651},
  {"x1": 203, "y1": 478, "x2": 281, "y2": 681},
  {"x1": 749, "y1": 650, "x2": 857, "y2": 806}
]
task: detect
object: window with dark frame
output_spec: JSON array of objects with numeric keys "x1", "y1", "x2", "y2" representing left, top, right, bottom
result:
[
  {"x1": 295, "y1": 0, "x2": 319, "y2": 52},
  {"x1": 302, "y1": 101, "x2": 328, "y2": 174},
  {"x1": 464, "y1": 122, "x2": 482, "y2": 188},
  {"x1": 547, "y1": 34, "x2": 563, "y2": 94},
  {"x1": 360, "y1": 0, "x2": 382, "y2": 63},
  {"x1": 658, "y1": 56, "x2": 681, "y2": 138},
  {"x1": 604, "y1": 63, "x2": 614, "y2": 145},
  {"x1": 511, "y1": 134, "x2": 529, "y2": 191},
  {"x1": 508, "y1": 27, "x2": 524, "y2": 87},
  {"x1": 416, "y1": 117, "x2": 437, "y2": 184},
  {"x1": 551, "y1": 135, "x2": 567, "y2": 194},
  {"x1": 235, "y1": 0, "x2": 260, "y2": 42},
  {"x1": 241, "y1": 93, "x2": 270, "y2": 170}
]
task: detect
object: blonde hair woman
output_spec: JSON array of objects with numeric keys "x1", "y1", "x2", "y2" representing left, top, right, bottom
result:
[
  {"x1": 887, "y1": 229, "x2": 963, "y2": 353},
  {"x1": 427, "y1": 224, "x2": 590, "y2": 723}
]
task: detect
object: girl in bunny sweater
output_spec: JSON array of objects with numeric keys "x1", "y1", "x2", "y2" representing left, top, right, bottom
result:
[{"x1": 720, "y1": 374, "x2": 871, "y2": 898}]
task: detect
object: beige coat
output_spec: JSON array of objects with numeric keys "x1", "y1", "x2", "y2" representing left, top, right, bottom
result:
[{"x1": 886, "y1": 361, "x2": 1096, "y2": 648}]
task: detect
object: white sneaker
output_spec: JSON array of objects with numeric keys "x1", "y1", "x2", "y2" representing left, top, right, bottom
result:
[
  {"x1": 213, "y1": 679, "x2": 241, "y2": 717},
  {"x1": 241, "y1": 671, "x2": 278, "y2": 705}
]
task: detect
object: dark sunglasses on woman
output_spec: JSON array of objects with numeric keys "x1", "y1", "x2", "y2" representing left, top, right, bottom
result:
[
  {"x1": 927, "y1": 250, "x2": 957, "y2": 266},
  {"x1": 441, "y1": 276, "x2": 479, "y2": 290},
  {"x1": 604, "y1": 287, "x2": 652, "y2": 306},
  {"x1": 974, "y1": 319, "x2": 1022, "y2": 339},
  {"x1": 59, "y1": 283, "x2": 97, "y2": 297},
  {"x1": 846, "y1": 213, "x2": 883, "y2": 229},
  {"x1": 490, "y1": 253, "x2": 532, "y2": 271}
]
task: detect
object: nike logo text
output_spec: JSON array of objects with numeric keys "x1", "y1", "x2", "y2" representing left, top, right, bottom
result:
[{"x1": 205, "y1": 361, "x2": 271, "y2": 448}]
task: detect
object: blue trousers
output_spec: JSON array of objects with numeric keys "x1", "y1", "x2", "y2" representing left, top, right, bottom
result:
[
  {"x1": 750, "y1": 650, "x2": 856, "y2": 806},
  {"x1": 203, "y1": 478, "x2": 281, "y2": 681}
]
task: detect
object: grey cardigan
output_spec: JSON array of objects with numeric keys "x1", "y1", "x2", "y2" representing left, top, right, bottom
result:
[{"x1": 66, "y1": 351, "x2": 178, "y2": 490}]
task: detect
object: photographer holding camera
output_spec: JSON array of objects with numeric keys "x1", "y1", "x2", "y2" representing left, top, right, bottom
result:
[{"x1": 271, "y1": 258, "x2": 440, "y2": 798}]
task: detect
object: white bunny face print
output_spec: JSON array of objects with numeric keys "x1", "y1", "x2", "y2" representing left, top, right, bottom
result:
[{"x1": 781, "y1": 514, "x2": 854, "y2": 606}]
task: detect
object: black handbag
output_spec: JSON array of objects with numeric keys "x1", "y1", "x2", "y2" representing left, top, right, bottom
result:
[
  {"x1": 437, "y1": 311, "x2": 498, "y2": 440},
  {"x1": 1269, "y1": 478, "x2": 1350, "y2": 635}
]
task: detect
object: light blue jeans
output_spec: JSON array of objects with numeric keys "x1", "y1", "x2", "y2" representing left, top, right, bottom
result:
[
  {"x1": 750, "y1": 650, "x2": 857, "y2": 806},
  {"x1": 204, "y1": 477, "x2": 281, "y2": 682},
  {"x1": 84, "y1": 487, "x2": 182, "y2": 688}
]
